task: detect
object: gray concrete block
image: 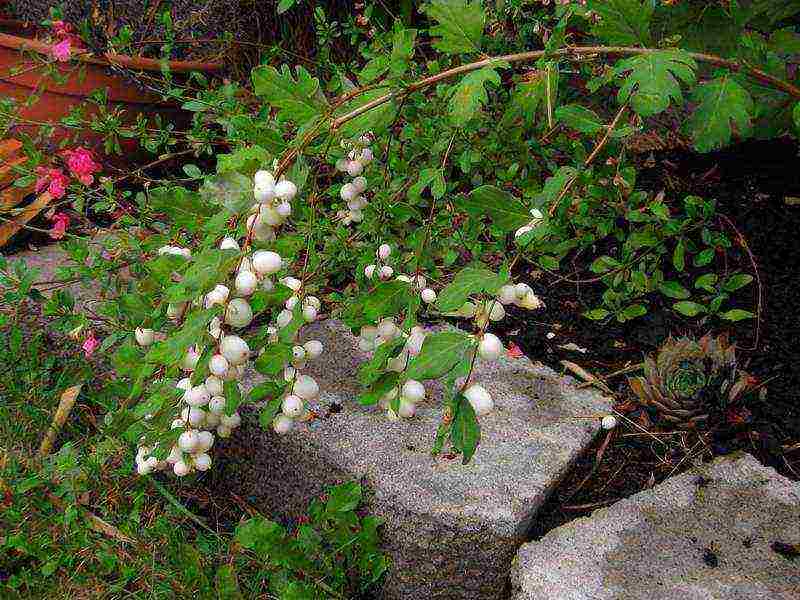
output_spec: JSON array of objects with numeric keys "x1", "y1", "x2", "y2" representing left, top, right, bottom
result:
[
  {"x1": 217, "y1": 320, "x2": 611, "y2": 599},
  {"x1": 511, "y1": 452, "x2": 800, "y2": 600}
]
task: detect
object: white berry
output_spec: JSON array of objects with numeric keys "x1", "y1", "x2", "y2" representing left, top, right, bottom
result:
[
  {"x1": 401, "y1": 379, "x2": 425, "y2": 403},
  {"x1": 220, "y1": 335, "x2": 250, "y2": 366},
  {"x1": 135, "y1": 327, "x2": 155, "y2": 347},
  {"x1": 292, "y1": 374, "x2": 319, "y2": 400},
  {"x1": 282, "y1": 394, "x2": 304, "y2": 418},
  {"x1": 178, "y1": 430, "x2": 199, "y2": 453},
  {"x1": 225, "y1": 298, "x2": 253, "y2": 328},
  {"x1": 235, "y1": 270, "x2": 258, "y2": 297},
  {"x1": 275, "y1": 179, "x2": 297, "y2": 201},
  {"x1": 273, "y1": 415, "x2": 294, "y2": 434},
  {"x1": 478, "y1": 333, "x2": 503, "y2": 361},
  {"x1": 219, "y1": 236, "x2": 240, "y2": 251},
  {"x1": 185, "y1": 385, "x2": 210, "y2": 407},
  {"x1": 209, "y1": 354, "x2": 230, "y2": 378},
  {"x1": 303, "y1": 340, "x2": 323, "y2": 359},
  {"x1": 194, "y1": 453, "x2": 212, "y2": 471},
  {"x1": 464, "y1": 384, "x2": 494, "y2": 415},
  {"x1": 252, "y1": 251, "x2": 283, "y2": 276},
  {"x1": 421, "y1": 288, "x2": 437, "y2": 304},
  {"x1": 601, "y1": 415, "x2": 618, "y2": 430}
]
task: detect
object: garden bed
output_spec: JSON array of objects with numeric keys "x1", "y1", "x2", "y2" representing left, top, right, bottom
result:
[{"x1": 507, "y1": 138, "x2": 800, "y2": 539}]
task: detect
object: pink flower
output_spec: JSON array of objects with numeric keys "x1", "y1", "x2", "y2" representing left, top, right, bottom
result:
[
  {"x1": 63, "y1": 148, "x2": 101, "y2": 185},
  {"x1": 52, "y1": 38, "x2": 72, "y2": 62},
  {"x1": 49, "y1": 212, "x2": 70, "y2": 240},
  {"x1": 82, "y1": 332, "x2": 100, "y2": 358},
  {"x1": 35, "y1": 167, "x2": 70, "y2": 199}
]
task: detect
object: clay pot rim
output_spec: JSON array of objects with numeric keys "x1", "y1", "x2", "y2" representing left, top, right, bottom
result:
[{"x1": 0, "y1": 18, "x2": 224, "y2": 74}]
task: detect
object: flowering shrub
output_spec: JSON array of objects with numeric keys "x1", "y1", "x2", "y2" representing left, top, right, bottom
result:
[{"x1": 3, "y1": 1, "x2": 799, "y2": 475}]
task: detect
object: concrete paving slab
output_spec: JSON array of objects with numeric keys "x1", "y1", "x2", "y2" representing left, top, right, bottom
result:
[
  {"x1": 511, "y1": 452, "x2": 800, "y2": 600},
  {"x1": 217, "y1": 320, "x2": 612, "y2": 599}
]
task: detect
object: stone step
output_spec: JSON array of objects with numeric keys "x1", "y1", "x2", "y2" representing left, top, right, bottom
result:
[
  {"x1": 217, "y1": 320, "x2": 611, "y2": 599},
  {"x1": 511, "y1": 452, "x2": 800, "y2": 599}
]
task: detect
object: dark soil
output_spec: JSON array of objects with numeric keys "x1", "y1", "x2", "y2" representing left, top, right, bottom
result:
[{"x1": 499, "y1": 138, "x2": 800, "y2": 539}]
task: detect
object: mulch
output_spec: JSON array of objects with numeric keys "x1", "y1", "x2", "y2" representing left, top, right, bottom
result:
[{"x1": 498, "y1": 138, "x2": 800, "y2": 539}]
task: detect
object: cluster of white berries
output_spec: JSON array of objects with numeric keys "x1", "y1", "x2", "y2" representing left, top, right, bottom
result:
[
  {"x1": 135, "y1": 365, "x2": 242, "y2": 477},
  {"x1": 357, "y1": 319, "x2": 429, "y2": 420},
  {"x1": 335, "y1": 133, "x2": 375, "y2": 225},
  {"x1": 363, "y1": 243, "x2": 438, "y2": 304},
  {"x1": 134, "y1": 169, "x2": 317, "y2": 476},
  {"x1": 271, "y1": 338, "x2": 324, "y2": 435},
  {"x1": 248, "y1": 170, "x2": 297, "y2": 242},
  {"x1": 444, "y1": 283, "x2": 544, "y2": 418},
  {"x1": 514, "y1": 208, "x2": 545, "y2": 240}
]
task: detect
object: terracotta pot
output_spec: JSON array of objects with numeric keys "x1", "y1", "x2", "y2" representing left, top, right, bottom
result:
[{"x1": 0, "y1": 19, "x2": 223, "y2": 154}]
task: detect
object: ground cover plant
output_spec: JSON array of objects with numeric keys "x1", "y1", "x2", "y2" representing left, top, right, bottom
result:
[{"x1": 2, "y1": 0, "x2": 800, "y2": 597}]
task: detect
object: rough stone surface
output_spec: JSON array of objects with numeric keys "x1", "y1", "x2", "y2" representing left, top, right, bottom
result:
[
  {"x1": 511, "y1": 452, "x2": 800, "y2": 600},
  {"x1": 216, "y1": 320, "x2": 611, "y2": 600}
]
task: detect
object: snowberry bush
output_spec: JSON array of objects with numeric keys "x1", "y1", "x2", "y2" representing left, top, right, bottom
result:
[{"x1": 14, "y1": 0, "x2": 798, "y2": 475}]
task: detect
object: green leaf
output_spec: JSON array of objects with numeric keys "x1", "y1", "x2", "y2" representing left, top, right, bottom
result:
[
  {"x1": 723, "y1": 273, "x2": 753, "y2": 292},
  {"x1": 659, "y1": 281, "x2": 690, "y2": 299},
  {"x1": 248, "y1": 381, "x2": 284, "y2": 403},
  {"x1": 436, "y1": 266, "x2": 509, "y2": 311},
  {"x1": 719, "y1": 309, "x2": 754, "y2": 321},
  {"x1": 555, "y1": 104, "x2": 604, "y2": 134},
  {"x1": 673, "y1": 301, "x2": 706, "y2": 317},
  {"x1": 254, "y1": 343, "x2": 291, "y2": 377},
  {"x1": 390, "y1": 28, "x2": 417, "y2": 76},
  {"x1": 251, "y1": 64, "x2": 328, "y2": 126},
  {"x1": 694, "y1": 273, "x2": 718, "y2": 292},
  {"x1": 424, "y1": 0, "x2": 485, "y2": 54},
  {"x1": 450, "y1": 394, "x2": 480, "y2": 464},
  {"x1": 144, "y1": 309, "x2": 218, "y2": 366},
  {"x1": 693, "y1": 248, "x2": 715, "y2": 266},
  {"x1": 215, "y1": 565, "x2": 243, "y2": 600},
  {"x1": 337, "y1": 88, "x2": 399, "y2": 137},
  {"x1": 326, "y1": 481, "x2": 362, "y2": 513},
  {"x1": 617, "y1": 303, "x2": 647, "y2": 322},
  {"x1": 538, "y1": 166, "x2": 578, "y2": 207},
  {"x1": 405, "y1": 331, "x2": 473, "y2": 380},
  {"x1": 358, "y1": 372, "x2": 400, "y2": 406},
  {"x1": 235, "y1": 517, "x2": 286, "y2": 557},
  {"x1": 277, "y1": 0, "x2": 297, "y2": 14},
  {"x1": 359, "y1": 56, "x2": 389, "y2": 84},
  {"x1": 342, "y1": 281, "x2": 412, "y2": 329},
  {"x1": 258, "y1": 397, "x2": 283, "y2": 429},
  {"x1": 148, "y1": 186, "x2": 214, "y2": 231},
  {"x1": 590, "y1": 255, "x2": 621, "y2": 274},
  {"x1": 673, "y1": 239, "x2": 686, "y2": 272},
  {"x1": 687, "y1": 75, "x2": 754, "y2": 153},
  {"x1": 216, "y1": 145, "x2": 271, "y2": 175},
  {"x1": 449, "y1": 67, "x2": 501, "y2": 126},
  {"x1": 199, "y1": 173, "x2": 252, "y2": 214},
  {"x1": 166, "y1": 248, "x2": 239, "y2": 303},
  {"x1": 584, "y1": 308, "x2": 611, "y2": 320},
  {"x1": 613, "y1": 50, "x2": 697, "y2": 117},
  {"x1": 358, "y1": 337, "x2": 406, "y2": 386},
  {"x1": 456, "y1": 185, "x2": 531, "y2": 231},
  {"x1": 587, "y1": 0, "x2": 653, "y2": 46},
  {"x1": 501, "y1": 77, "x2": 545, "y2": 127},
  {"x1": 793, "y1": 102, "x2": 800, "y2": 134}
]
